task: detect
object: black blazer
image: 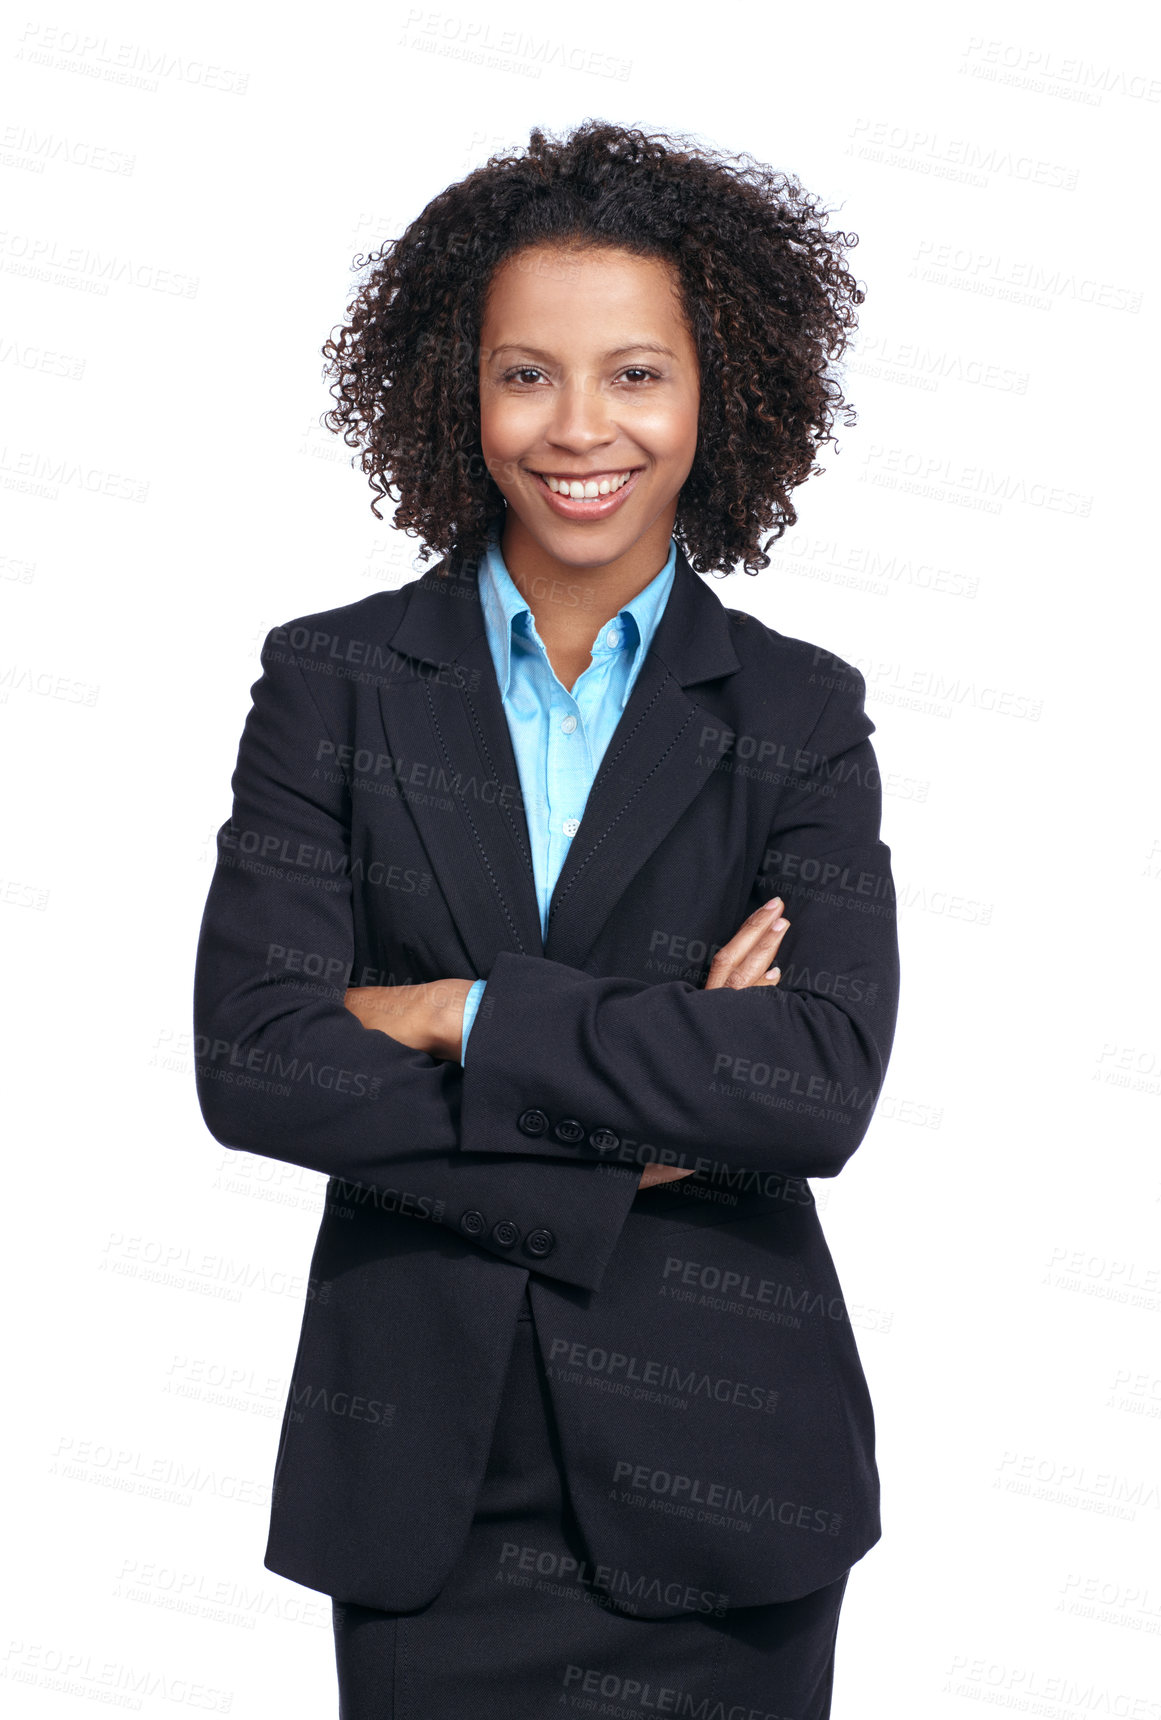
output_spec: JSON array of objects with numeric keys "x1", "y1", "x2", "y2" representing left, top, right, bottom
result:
[{"x1": 192, "y1": 543, "x2": 900, "y2": 1616}]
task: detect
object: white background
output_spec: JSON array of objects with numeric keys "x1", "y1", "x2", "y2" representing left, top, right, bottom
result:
[{"x1": 3, "y1": 0, "x2": 1159, "y2": 1714}]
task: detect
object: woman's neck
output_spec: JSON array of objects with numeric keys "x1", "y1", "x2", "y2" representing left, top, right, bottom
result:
[{"x1": 497, "y1": 512, "x2": 674, "y2": 676}]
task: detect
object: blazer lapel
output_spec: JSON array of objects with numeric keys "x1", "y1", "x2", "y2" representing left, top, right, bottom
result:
[
  {"x1": 377, "y1": 543, "x2": 742, "y2": 980},
  {"x1": 377, "y1": 555, "x2": 545, "y2": 975}
]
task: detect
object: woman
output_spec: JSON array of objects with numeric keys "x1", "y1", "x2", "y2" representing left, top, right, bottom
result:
[{"x1": 194, "y1": 119, "x2": 899, "y2": 1718}]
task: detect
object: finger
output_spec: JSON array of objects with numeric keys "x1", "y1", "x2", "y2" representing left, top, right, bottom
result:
[
  {"x1": 705, "y1": 910, "x2": 790, "y2": 990},
  {"x1": 637, "y1": 1164, "x2": 697, "y2": 1189},
  {"x1": 725, "y1": 966, "x2": 782, "y2": 992},
  {"x1": 714, "y1": 896, "x2": 785, "y2": 963},
  {"x1": 703, "y1": 904, "x2": 785, "y2": 989},
  {"x1": 729, "y1": 917, "x2": 789, "y2": 986}
]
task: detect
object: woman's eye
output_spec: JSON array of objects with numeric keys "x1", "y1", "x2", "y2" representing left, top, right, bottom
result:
[{"x1": 499, "y1": 366, "x2": 659, "y2": 386}]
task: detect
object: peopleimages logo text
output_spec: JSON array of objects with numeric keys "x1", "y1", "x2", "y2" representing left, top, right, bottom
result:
[{"x1": 613, "y1": 1462, "x2": 843, "y2": 1534}]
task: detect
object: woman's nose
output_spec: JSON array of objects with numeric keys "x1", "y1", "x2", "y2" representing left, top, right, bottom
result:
[{"x1": 544, "y1": 376, "x2": 615, "y2": 448}]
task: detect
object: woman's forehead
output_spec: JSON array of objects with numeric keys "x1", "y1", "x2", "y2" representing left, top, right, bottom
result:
[{"x1": 481, "y1": 247, "x2": 689, "y2": 340}]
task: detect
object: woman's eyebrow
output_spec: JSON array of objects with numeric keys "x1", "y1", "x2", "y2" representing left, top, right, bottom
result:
[{"x1": 488, "y1": 341, "x2": 677, "y2": 362}]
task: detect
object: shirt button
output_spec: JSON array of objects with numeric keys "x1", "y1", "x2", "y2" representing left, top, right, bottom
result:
[
  {"x1": 562, "y1": 817, "x2": 580, "y2": 837},
  {"x1": 605, "y1": 628, "x2": 621, "y2": 648},
  {"x1": 560, "y1": 714, "x2": 578, "y2": 734}
]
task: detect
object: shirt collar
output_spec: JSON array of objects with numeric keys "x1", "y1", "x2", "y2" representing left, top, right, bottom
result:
[{"x1": 478, "y1": 529, "x2": 678, "y2": 706}]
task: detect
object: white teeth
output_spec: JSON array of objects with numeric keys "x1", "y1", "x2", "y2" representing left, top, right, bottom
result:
[{"x1": 543, "y1": 471, "x2": 634, "y2": 498}]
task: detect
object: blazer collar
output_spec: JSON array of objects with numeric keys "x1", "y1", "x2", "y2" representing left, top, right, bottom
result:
[{"x1": 378, "y1": 542, "x2": 742, "y2": 975}]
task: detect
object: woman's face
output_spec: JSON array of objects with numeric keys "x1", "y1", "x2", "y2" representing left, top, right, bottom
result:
[{"x1": 478, "y1": 244, "x2": 701, "y2": 570}]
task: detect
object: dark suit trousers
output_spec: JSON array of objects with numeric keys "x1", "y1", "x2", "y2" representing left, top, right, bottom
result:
[{"x1": 332, "y1": 1284, "x2": 849, "y2": 1719}]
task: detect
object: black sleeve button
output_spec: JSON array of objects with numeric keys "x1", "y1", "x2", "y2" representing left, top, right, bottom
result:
[
  {"x1": 553, "y1": 1117, "x2": 585, "y2": 1145},
  {"x1": 524, "y1": 1228, "x2": 555, "y2": 1259},
  {"x1": 517, "y1": 1108, "x2": 550, "y2": 1137},
  {"x1": 587, "y1": 1127, "x2": 620, "y2": 1156},
  {"x1": 460, "y1": 1209, "x2": 486, "y2": 1237},
  {"x1": 491, "y1": 1219, "x2": 520, "y2": 1250}
]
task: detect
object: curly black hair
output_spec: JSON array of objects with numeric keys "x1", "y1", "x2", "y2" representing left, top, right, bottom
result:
[{"x1": 321, "y1": 119, "x2": 864, "y2": 577}]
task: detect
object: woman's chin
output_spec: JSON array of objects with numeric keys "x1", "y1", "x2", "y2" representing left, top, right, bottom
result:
[{"x1": 498, "y1": 488, "x2": 663, "y2": 569}]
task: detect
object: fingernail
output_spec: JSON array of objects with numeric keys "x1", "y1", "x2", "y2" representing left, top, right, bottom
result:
[
  {"x1": 771, "y1": 918, "x2": 788, "y2": 932},
  {"x1": 762, "y1": 896, "x2": 783, "y2": 913},
  {"x1": 765, "y1": 966, "x2": 780, "y2": 979}
]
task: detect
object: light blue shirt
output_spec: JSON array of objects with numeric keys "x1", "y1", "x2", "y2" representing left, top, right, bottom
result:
[{"x1": 460, "y1": 528, "x2": 678, "y2": 1061}]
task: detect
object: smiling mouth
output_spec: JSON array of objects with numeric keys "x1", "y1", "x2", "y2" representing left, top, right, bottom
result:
[{"x1": 530, "y1": 469, "x2": 643, "y2": 499}]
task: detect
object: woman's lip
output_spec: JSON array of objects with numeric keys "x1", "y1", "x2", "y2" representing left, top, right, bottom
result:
[{"x1": 528, "y1": 467, "x2": 644, "y2": 521}]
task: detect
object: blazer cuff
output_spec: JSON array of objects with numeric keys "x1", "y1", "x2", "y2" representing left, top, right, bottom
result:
[
  {"x1": 459, "y1": 950, "x2": 652, "y2": 1169},
  {"x1": 460, "y1": 978, "x2": 486, "y2": 1064}
]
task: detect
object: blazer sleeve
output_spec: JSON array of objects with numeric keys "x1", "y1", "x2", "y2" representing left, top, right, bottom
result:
[
  {"x1": 458, "y1": 665, "x2": 900, "y2": 1182},
  {"x1": 192, "y1": 627, "x2": 640, "y2": 1293}
]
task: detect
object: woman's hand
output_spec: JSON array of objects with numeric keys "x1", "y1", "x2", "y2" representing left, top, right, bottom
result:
[
  {"x1": 637, "y1": 896, "x2": 790, "y2": 1189},
  {"x1": 343, "y1": 979, "x2": 473, "y2": 1062},
  {"x1": 703, "y1": 894, "x2": 789, "y2": 993}
]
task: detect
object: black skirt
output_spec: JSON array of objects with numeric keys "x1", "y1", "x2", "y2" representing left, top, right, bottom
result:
[{"x1": 333, "y1": 1284, "x2": 849, "y2": 1719}]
